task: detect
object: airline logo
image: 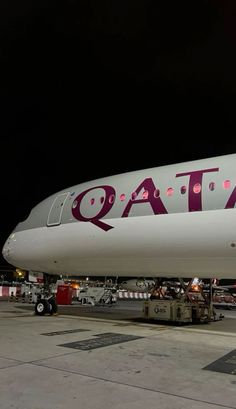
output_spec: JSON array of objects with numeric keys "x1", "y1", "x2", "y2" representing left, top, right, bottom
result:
[{"x1": 71, "y1": 167, "x2": 236, "y2": 231}]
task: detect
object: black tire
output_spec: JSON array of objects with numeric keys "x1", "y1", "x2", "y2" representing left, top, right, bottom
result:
[
  {"x1": 35, "y1": 299, "x2": 50, "y2": 316},
  {"x1": 48, "y1": 297, "x2": 58, "y2": 314}
]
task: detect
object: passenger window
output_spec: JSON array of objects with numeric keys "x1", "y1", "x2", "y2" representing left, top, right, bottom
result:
[
  {"x1": 193, "y1": 183, "x2": 201, "y2": 194},
  {"x1": 154, "y1": 189, "x2": 160, "y2": 198},
  {"x1": 72, "y1": 200, "x2": 78, "y2": 209},
  {"x1": 166, "y1": 187, "x2": 173, "y2": 197},
  {"x1": 209, "y1": 182, "x2": 215, "y2": 191},
  {"x1": 223, "y1": 180, "x2": 231, "y2": 189},
  {"x1": 109, "y1": 194, "x2": 115, "y2": 204}
]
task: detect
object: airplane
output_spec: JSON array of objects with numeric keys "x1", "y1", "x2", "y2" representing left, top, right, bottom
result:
[
  {"x1": 119, "y1": 278, "x2": 155, "y2": 292},
  {"x1": 3, "y1": 153, "x2": 236, "y2": 280}
]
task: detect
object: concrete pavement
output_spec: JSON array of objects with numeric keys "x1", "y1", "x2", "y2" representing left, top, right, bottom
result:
[{"x1": 0, "y1": 301, "x2": 236, "y2": 409}]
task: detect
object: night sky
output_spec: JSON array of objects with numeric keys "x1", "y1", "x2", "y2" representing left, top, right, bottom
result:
[{"x1": 1, "y1": 1, "x2": 236, "y2": 266}]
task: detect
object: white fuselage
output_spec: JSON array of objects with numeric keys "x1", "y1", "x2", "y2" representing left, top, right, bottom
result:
[{"x1": 3, "y1": 154, "x2": 236, "y2": 279}]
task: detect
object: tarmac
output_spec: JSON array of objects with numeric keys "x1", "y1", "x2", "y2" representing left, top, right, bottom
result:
[{"x1": 0, "y1": 300, "x2": 236, "y2": 409}]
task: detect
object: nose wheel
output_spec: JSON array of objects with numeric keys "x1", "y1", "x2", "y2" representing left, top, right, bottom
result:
[{"x1": 35, "y1": 297, "x2": 58, "y2": 316}]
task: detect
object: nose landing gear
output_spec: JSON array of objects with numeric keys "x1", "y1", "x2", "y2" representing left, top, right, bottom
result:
[{"x1": 35, "y1": 295, "x2": 58, "y2": 316}]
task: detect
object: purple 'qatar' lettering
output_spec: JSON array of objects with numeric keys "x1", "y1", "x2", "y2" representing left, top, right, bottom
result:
[
  {"x1": 122, "y1": 177, "x2": 167, "y2": 218},
  {"x1": 176, "y1": 168, "x2": 219, "y2": 211},
  {"x1": 72, "y1": 185, "x2": 115, "y2": 231},
  {"x1": 225, "y1": 186, "x2": 236, "y2": 209}
]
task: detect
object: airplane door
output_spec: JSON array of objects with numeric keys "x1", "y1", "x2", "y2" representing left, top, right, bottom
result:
[{"x1": 47, "y1": 192, "x2": 70, "y2": 226}]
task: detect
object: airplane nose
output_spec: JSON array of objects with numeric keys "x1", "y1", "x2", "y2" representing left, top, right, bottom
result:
[{"x1": 2, "y1": 234, "x2": 15, "y2": 263}]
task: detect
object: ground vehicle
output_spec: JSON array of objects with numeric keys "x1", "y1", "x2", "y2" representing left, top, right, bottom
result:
[
  {"x1": 212, "y1": 290, "x2": 236, "y2": 310},
  {"x1": 143, "y1": 278, "x2": 223, "y2": 323},
  {"x1": 77, "y1": 286, "x2": 116, "y2": 305},
  {"x1": 143, "y1": 299, "x2": 210, "y2": 323}
]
